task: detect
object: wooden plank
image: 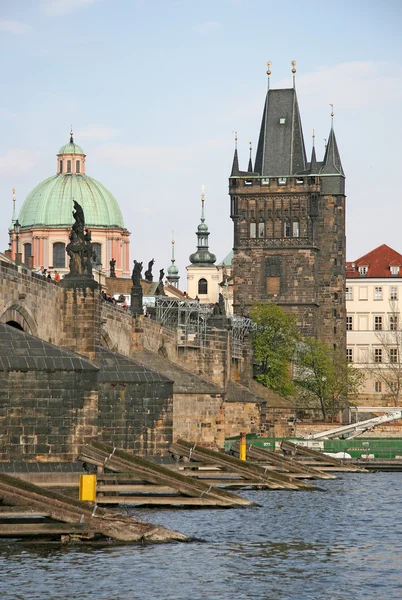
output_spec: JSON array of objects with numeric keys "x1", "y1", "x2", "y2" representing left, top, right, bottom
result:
[
  {"x1": 79, "y1": 441, "x2": 256, "y2": 507},
  {"x1": 97, "y1": 496, "x2": 234, "y2": 507},
  {"x1": 230, "y1": 442, "x2": 336, "y2": 480},
  {"x1": 170, "y1": 440, "x2": 316, "y2": 490},
  {"x1": 0, "y1": 522, "x2": 91, "y2": 537},
  {"x1": 97, "y1": 485, "x2": 177, "y2": 493},
  {"x1": 281, "y1": 441, "x2": 367, "y2": 472}
]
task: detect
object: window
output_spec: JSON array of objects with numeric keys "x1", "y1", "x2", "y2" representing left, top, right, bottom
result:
[
  {"x1": 390, "y1": 348, "x2": 398, "y2": 363},
  {"x1": 390, "y1": 315, "x2": 398, "y2": 331},
  {"x1": 250, "y1": 222, "x2": 257, "y2": 238},
  {"x1": 375, "y1": 348, "x2": 382, "y2": 363},
  {"x1": 67, "y1": 160, "x2": 71, "y2": 173},
  {"x1": 359, "y1": 266, "x2": 368, "y2": 276},
  {"x1": 389, "y1": 381, "x2": 397, "y2": 393},
  {"x1": 284, "y1": 222, "x2": 291, "y2": 238},
  {"x1": 292, "y1": 221, "x2": 300, "y2": 237},
  {"x1": 198, "y1": 278, "x2": 208, "y2": 295},
  {"x1": 76, "y1": 160, "x2": 80, "y2": 173},
  {"x1": 23, "y1": 243, "x2": 32, "y2": 265},
  {"x1": 346, "y1": 348, "x2": 353, "y2": 363},
  {"x1": 391, "y1": 266, "x2": 399, "y2": 275},
  {"x1": 92, "y1": 243, "x2": 102, "y2": 265},
  {"x1": 258, "y1": 222, "x2": 265, "y2": 238},
  {"x1": 53, "y1": 242, "x2": 66, "y2": 268},
  {"x1": 59, "y1": 160, "x2": 63, "y2": 173},
  {"x1": 390, "y1": 287, "x2": 398, "y2": 300},
  {"x1": 261, "y1": 178, "x2": 270, "y2": 186},
  {"x1": 346, "y1": 316, "x2": 353, "y2": 331},
  {"x1": 346, "y1": 287, "x2": 353, "y2": 301},
  {"x1": 374, "y1": 316, "x2": 383, "y2": 331},
  {"x1": 375, "y1": 381, "x2": 382, "y2": 393},
  {"x1": 296, "y1": 178, "x2": 304, "y2": 185},
  {"x1": 374, "y1": 287, "x2": 383, "y2": 300},
  {"x1": 279, "y1": 118, "x2": 286, "y2": 124},
  {"x1": 278, "y1": 178, "x2": 287, "y2": 186}
]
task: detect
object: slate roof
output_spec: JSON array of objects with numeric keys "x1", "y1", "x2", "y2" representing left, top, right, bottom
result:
[
  {"x1": 0, "y1": 323, "x2": 98, "y2": 372},
  {"x1": 320, "y1": 126, "x2": 345, "y2": 176},
  {"x1": 346, "y1": 244, "x2": 402, "y2": 279},
  {"x1": 134, "y1": 349, "x2": 223, "y2": 394},
  {"x1": 95, "y1": 347, "x2": 173, "y2": 384},
  {"x1": 254, "y1": 88, "x2": 307, "y2": 177}
]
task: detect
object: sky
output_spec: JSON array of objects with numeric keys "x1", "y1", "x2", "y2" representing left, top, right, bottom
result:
[{"x1": 1, "y1": 0, "x2": 402, "y2": 282}]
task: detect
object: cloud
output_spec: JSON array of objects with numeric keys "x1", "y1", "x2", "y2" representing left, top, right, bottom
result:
[
  {"x1": 42, "y1": 0, "x2": 98, "y2": 15},
  {"x1": 75, "y1": 124, "x2": 120, "y2": 141},
  {"x1": 193, "y1": 21, "x2": 220, "y2": 35},
  {"x1": 92, "y1": 143, "x2": 191, "y2": 169},
  {"x1": 275, "y1": 61, "x2": 402, "y2": 110},
  {"x1": 0, "y1": 19, "x2": 31, "y2": 34},
  {"x1": 0, "y1": 149, "x2": 42, "y2": 176}
]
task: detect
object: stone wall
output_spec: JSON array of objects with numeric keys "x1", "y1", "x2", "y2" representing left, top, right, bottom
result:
[
  {"x1": 173, "y1": 393, "x2": 225, "y2": 447},
  {"x1": 0, "y1": 370, "x2": 98, "y2": 462}
]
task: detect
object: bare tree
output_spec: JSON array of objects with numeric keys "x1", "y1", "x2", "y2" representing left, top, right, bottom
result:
[{"x1": 369, "y1": 300, "x2": 402, "y2": 406}]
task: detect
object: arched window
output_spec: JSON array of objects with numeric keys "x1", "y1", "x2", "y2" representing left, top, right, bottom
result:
[
  {"x1": 76, "y1": 160, "x2": 80, "y2": 173},
  {"x1": 258, "y1": 222, "x2": 265, "y2": 238},
  {"x1": 67, "y1": 160, "x2": 71, "y2": 173},
  {"x1": 92, "y1": 243, "x2": 102, "y2": 265},
  {"x1": 249, "y1": 222, "x2": 257, "y2": 238},
  {"x1": 292, "y1": 221, "x2": 300, "y2": 237},
  {"x1": 53, "y1": 242, "x2": 66, "y2": 268},
  {"x1": 198, "y1": 278, "x2": 208, "y2": 295},
  {"x1": 23, "y1": 243, "x2": 32, "y2": 265},
  {"x1": 284, "y1": 222, "x2": 291, "y2": 238},
  {"x1": 59, "y1": 160, "x2": 63, "y2": 173}
]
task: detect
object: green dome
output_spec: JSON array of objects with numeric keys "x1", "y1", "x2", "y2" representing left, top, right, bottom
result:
[
  {"x1": 18, "y1": 174, "x2": 125, "y2": 229},
  {"x1": 58, "y1": 142, "x2": 85, "y2": 155}
]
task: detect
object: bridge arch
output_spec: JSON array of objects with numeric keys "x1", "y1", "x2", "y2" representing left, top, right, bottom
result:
[
  {"x1": 100, "y1": 326, "x2": 114, "y2": 350},
  {"x1": 1, "y1": 303, "x2": 39, "y2": 336}
]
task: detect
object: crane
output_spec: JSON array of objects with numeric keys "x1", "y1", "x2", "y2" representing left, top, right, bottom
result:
[{"x1": 305, "y1": 410, "x2": 402, "y2": 441}]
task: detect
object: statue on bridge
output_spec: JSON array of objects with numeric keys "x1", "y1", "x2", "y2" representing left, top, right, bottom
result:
[
  {"x1": 144, "y1": 259, "x2": 154, "y2": 282},
  {"x1": 131, "y1": 260, "x2": 143, "y2": 287},
  {"x1": 131, "y1": 259, "x2": 144, "y2": 317},
  {"x1": 65, "y1": 200, "x2": 94, "y2": 280}
]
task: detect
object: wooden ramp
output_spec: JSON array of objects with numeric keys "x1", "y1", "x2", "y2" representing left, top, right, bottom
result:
[
  {"x1": 79, "y1": 441, "x2": 256, "y2": 508},
  {"x1": 280, "y1": 441, "x2": 368, "y2": 473},
  {"x1": 0, "y1": 473, "x2": 188, "y2": 543},
  {"x1": 229, "y1": 441, "x2": 337, "y2": 480},
  {"x1": 169, "y1": 440, "x2": 317, "y2": 490}
]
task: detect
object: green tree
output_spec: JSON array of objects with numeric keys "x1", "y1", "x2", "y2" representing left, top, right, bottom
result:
[
  {"x1": 250, "y1": 302, "x2": 299, "y2": 398},
  {"x1": 294, "y1": 338, "x2": 364, "y2": 421}
]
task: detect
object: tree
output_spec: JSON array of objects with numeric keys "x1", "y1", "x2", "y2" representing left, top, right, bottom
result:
[
  {"x1": 368, "y1": 300, "x2": 402, "y2": 406},
  {"x1": 250, "y1": 302, "x2": 299, "y2": 398},
  {"x1": 294, "y1": 338, "x2": 364, "y2": 421}
]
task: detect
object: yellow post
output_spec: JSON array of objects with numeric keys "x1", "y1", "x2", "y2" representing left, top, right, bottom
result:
[
  {"x1": 239, "y1": 432, "x2": 247, "y2": 461},
  {"x1": 79, "y1": 474, "x2": 97, "y2": 502}
]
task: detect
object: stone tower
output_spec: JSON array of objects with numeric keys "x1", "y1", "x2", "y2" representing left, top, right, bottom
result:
[{"x1": 229, "y1": 70, "x2": 346, "y2": 351}]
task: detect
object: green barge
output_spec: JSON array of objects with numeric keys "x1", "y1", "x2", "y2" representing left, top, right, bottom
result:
[{"x1": 225, "y1": 434, "x2": 402, "y2": 460}]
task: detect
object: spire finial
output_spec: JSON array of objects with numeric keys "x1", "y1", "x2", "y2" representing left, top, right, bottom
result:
[
  {"x1": 324, "y1": 138, "x2": 327, "y2": 149},
  {"x1": 330, "y1": 103, "x2": 334, "y2": 125},
  {"x1": 171, "y1": 230, "x2": 175, "y2": 261},
  {"x1": 233, "y1": 130, "x2": 238, "y2": 150},
  {"x1": 201, "y1": 184, "x2": 205, "y2": 222},
  {"x1": 70, "y1": 126, "x2": 74, "y2": 143},
  {"x1": 312, "y1": 129, "x2": 315, "y2": 147},
  {"x1": 266, "y1": 61, "x2": 272, "y2": 90},
  {"x1": 11, "y1": 188, "x2": 16, "y2": 223},
  {"x1": 249, "y1": 141, "x2": 252, "y2": 157},
  {"x1": 291, "y1": 60, "x2": 296, "y2": 88}
]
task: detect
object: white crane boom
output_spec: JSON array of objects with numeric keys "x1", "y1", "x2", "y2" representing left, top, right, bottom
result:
[{"x1": 305, "y1": 411, "x2": 402, "y2": 440}]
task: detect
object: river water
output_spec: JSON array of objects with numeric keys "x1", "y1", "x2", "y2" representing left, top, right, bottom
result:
[{"x1": 1, "y1": 472, "x2": 402, "y2": 600}]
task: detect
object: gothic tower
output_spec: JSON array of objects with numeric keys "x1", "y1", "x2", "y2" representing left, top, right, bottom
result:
[{"x1": 229, "y1": 66, "x2": 346, "y2": 351}]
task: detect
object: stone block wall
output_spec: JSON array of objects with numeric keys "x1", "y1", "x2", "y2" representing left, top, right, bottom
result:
[
  {"x1": 97, "y1": 381, "x2": 173, "y2": 457},
  {"x1": 224, "y1": 402, "x2": 264, "y2": 439},
  {"x1": 0, "y1": 370, "x2": 98, "y2": 462},
  {"x1": 173, "y1": 393, "x2": 225, "y2": 447}
]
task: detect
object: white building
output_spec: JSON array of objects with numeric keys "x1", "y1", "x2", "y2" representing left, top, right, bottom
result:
[{"x1": 346, "y1": 244, "x2": 402, "y2": 406}]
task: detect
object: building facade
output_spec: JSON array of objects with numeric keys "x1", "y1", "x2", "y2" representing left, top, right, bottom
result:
[
  {"x1": 11, "y1": 133, "x2": 131, "y2": 277},
  {"x1": 229, "y1": 74, "x2": 346, "y2": 350},
  {"x1": 346, "y1": 244, "x2": 402, "y2": 406}
]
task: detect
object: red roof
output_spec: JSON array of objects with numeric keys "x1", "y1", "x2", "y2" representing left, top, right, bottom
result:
[{"x1": 346, "y1": 244, "x2": 402, "y2": 278}]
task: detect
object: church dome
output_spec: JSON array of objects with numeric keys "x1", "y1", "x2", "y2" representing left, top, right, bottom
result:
[
  {"x1": 58, "y1": 141, "x2": 85, "y2": 156},
  {"x1": 18, "y1": 174, "x2": 125, "y2": 229},
  {"x1": 18, "y1": 133, "x2": 125, "y2": 230}
]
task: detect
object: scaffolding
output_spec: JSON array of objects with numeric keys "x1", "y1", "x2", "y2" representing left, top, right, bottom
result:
[
  {"x1": 155, "y1": 297, "x2": 214, "y2": 351},
  {"x1": 231, "y1": 315, "x2": 253, "y2": 358}
]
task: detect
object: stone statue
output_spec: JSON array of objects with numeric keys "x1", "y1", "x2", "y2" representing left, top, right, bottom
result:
[
  {"x1": 65, "y1": 200, "x2": 93, "y2": 279},
  {"x1": 110, "y1": 258, "x2": 116, "y2": 278},
  {"x1": 132, "y1": 260, "x2": 143, "y2": 287},
  {"x1": 159, "y1": 268, "x2": 164, "y2": 282},
  {"x1": 144, "y1": 258, "x2": 154, "y2": 282},
  {"x1": 218, "y1": 292, "x2": 226, "y2": 316}
]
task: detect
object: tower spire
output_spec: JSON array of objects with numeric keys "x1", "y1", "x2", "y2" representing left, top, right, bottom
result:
[
  {"x1": 189, "y1": 186, "x2": 216, "y2": 266},
  {"x1": 231, "y1": 131, "x2": 240, "y2": 176},
  {"x1": 248, "y1": 142, "x2": 253, "y2": 172},
  {"x1": 266, "y1": 61, "x2": 272, "y2": 91},
  {"x1": 70, "y1": 126, "x2": 74, "y2": 143},
  {"x1": 167, "y1": 230, "x2": 180, "y2": 287},
  {"x1": 320, "y1": 109, "x2": 344, "y2": 176},
  {"x1": 291, "y1": 60, "x2": 296, "y2": 89},
  {"x1": 310, "y1": 130, "x2": 318, "y2": 174},
  {"x1": 11, "y1": 188, "x2": 17, "y2": 224}
]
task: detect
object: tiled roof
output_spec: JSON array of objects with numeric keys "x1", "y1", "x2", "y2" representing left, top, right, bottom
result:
[
  {"x1": 346, "y1": 244, "x2": 402, "y2": 278},
  {"x1": 95, "y1": 347, "x2": 172, "y2": 383}
]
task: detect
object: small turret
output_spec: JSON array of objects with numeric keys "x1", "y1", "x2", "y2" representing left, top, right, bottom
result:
[
  {"x1": 189, "y1": 186, "x2": 216, "y2": 266},
  {"x1": 167, "y1": 236, "x2": 180, "y2": 287}
]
